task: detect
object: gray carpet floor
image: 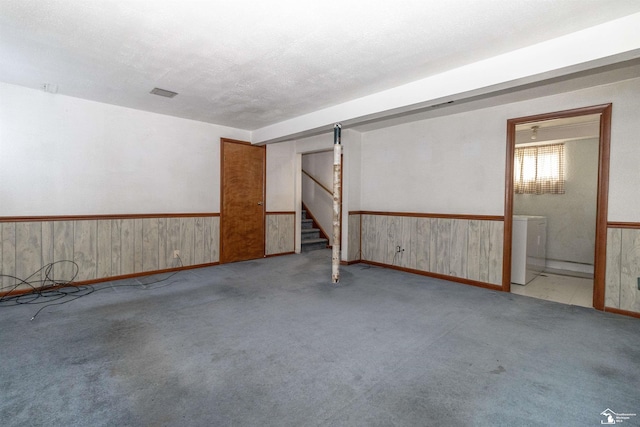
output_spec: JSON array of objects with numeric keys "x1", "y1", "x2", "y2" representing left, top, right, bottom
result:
[{"x1": 1, "y1": 249, "x2": 639, "y2": 427}]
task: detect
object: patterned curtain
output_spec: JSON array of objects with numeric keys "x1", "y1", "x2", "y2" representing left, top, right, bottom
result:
[{"x1": 514, "y1": 143, "x2": 565, "y2": 194}]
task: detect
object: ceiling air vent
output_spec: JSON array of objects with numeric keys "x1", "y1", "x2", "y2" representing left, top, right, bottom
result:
[{"x1": 150, "y1": 87, "x2": 178, "y2": 98}]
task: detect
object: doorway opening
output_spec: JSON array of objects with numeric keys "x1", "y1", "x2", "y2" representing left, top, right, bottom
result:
[
  {"x1": 301, "y1": 150, "x2": 334, "y2": 252},
  {"x1": 503, "y1": 104, "x2": 612, "y2": 310}
]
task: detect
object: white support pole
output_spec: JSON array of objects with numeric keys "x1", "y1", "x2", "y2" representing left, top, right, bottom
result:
[{"x1": 331, "y1": 123, "x2": 342, "y2": 284}]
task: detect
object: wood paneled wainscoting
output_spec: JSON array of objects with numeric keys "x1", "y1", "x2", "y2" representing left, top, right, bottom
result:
[
  {"x1": 348, "y1": 211, "x2": 504, "y2": 290},
  {"x1": 605, "y1": 222, "x2": 640, "y2": 317},
  {"x1": 0, "y1": 214, "x2": 220, "y2": 294},
  {"x1": 346, "y1": 213, "x2": 362, "y2": 263},
  {"x1": 265, "y1": 212, "x2": 295, "y2": 256}
]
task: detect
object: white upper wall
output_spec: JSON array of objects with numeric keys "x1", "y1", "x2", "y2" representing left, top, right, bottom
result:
[
  {"x1": 344, "y1": 130, "x2": 362, "y2": 212},
  {"x1": 361, "y1": 108, "x2": 506, "y2": 215},
  {"x1": 302, "y1": 151, "x2": 333, "y2": 189},
  {"x1": 0, "y1": 82, "x2": 250, "y2": 215},
  {"x1": 360, "y1": 77, "x2": 640, "y2": 221},
  {"x1": 4, "y1": 74, "x2": 640, "y2": 225},
  {"x1": 266, "y1": 140, "x2": 296, "y2": 211}
]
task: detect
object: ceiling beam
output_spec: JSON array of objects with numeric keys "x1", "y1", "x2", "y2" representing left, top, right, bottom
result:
[{"x1": 252, "y1": 12, "x2": 640, "y2": 144}]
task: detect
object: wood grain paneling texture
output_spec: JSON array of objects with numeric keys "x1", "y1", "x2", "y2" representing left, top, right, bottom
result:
[
  {"x1": 436, "y1": 218, "x2": 452, "y2": 276},
  {"x1": 604, "y1": 226, "x2": 640, "y2": 314},
  {"x1": 450, "y1": 219, "x2": 468, "y2": 278},
  {"x1": 74, "y1": 220, "x2": 97, "y2": 282},
  {"x1": 111, "y1": 219, "x2": 122, "y2": 277},
  {"x1": 360, "y1": 214, "x2": 504, "y2": 286},
  {"x1": 16, "y1": 222, "x2": 42, "y2": 284},
  {"x1": 605, "y1": 228, "x2": 622, "y2": 309},
  {"x1": 265, "y1": 213, "x2": 295, "y2": 255},
  {"x1": 194, "y1": 217, "x2": 205, "y2": 265},
  {"x1": 0, "y1": 215, "x2": 220, "y2": 292},
  {"x1": 5, "y1": 215, "x2": 638, "y2": 314},
  {"x1": 54, "y1": 221, "x2": 75, "y2": 282},
  {"x1": 619, "y1": 228, "x2": 640, "y2": 312},
  {"x1": 42, "y1": 222, "x2": 55, "y2": 282},
  {"x1": 488, "y1": 221, "x2": 504, "y2": 286},
  {"x1": 97, "y1": 220, "x2": 112, "y2": 279},
  {"x1": 179, "y1": 218, "x2": 195, "y2": 266},
  {"x1": 347, "y1": 214, "x2": 361, "y2": 262},
  {"x1": 415, "y1": 217, "x2": 431, "y2": 271},
  {"x1": 142, "y1": 218, "x2": 159, "y2": 272},
  {"x1": 467, "y1": 220, "x2": 481, "y2": 281},
  {"x1": 1, "y1": 223, "x2": 17, "y2": 288}
]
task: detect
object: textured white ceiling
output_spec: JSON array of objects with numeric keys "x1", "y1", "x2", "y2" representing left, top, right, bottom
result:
[{"x1": 1, "y1": 0, "x2": 640, "y2": 130}]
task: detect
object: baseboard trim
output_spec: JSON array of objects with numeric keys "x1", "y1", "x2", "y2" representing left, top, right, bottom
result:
[
  {"x1": 340, "y1": 260, "x2": 360, "y2": 265},
  {"x1": 0, "y1": 262, "x2": 220, "y2": 298},
  {"x1": 359, "y1": 260, "x2": 503, "y2": 291},
  {"x1": 545, "y1": 259, "x2": 594, "y2": 275},
  {"x1": 604, "y1": 306, "x2": 640, "y2": 319},
  {"x1": 265, "y1": 251, "x2": 295, "y2": 258}
]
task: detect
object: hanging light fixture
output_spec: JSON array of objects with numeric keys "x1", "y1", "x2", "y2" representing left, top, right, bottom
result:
[{"x1": 531, "y1": 125, "x2": 539, "y2": 140}]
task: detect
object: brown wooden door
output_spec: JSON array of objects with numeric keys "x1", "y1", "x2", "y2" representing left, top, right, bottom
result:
[{"x1": 220, "y1": 139, "x2": 265, "y2": 263}]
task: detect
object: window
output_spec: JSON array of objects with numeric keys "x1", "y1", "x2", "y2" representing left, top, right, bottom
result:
[{"x1": 514, "y1": 143, "x2": 565, "y2": 194}]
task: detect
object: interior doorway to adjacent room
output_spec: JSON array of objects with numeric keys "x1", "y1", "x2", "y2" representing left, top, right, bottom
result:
[{"x1": 503, "y1": 104, "x2": 612, "y2": 310}]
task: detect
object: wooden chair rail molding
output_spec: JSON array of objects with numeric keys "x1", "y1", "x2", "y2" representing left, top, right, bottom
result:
[
  {"x1": 349, "y1": 211, "x2": 504, "y2": 221},
  {"x1": 302, "y1": 169, "x2": 332, "y2": 196},
  {"x1": 607, "y1": 222, "x2": 640, "y2": 229},
  {"x1": 0, "y1": 213, "x2": 220, "y2": 222}
]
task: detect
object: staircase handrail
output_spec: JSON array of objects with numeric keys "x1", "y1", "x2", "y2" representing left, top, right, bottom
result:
[{"x1": 302, "y1": 169, "x2": 332, "y2": 196}]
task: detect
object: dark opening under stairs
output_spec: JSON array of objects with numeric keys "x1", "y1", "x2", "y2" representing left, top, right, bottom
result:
[{"x1": 301, "y1": 207, "x2": 329, "y2": 252}]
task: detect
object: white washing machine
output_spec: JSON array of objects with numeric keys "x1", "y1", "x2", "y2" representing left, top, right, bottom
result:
[{"x1": 511, "y1": 215, "x2": 547, "y2": 285}]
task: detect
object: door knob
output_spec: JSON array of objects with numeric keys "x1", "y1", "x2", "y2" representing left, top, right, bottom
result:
[{"x1": 257, "y1": 202, "x2": 263, "y2": 205}]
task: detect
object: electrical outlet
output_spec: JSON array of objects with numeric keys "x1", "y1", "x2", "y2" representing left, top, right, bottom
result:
[{"x1": 173, "y1": 249, "x2": 180, "y2": 259}]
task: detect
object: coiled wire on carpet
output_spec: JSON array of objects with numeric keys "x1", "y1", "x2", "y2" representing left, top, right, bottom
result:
[{"x1": 0, "y1": 257, "x2": 183, "y2": 320}]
